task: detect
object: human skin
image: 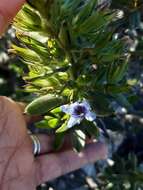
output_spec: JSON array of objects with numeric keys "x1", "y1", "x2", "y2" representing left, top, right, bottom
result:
[
  {"x1": 0, "y1": 97, "x2": 107, "y2": 190},
  {"x1": 0, "y1": 0, "x2": 26, "y2": 35},
  {"x1": 0, "y1": 1, "x2": 107, "y2": 189}
]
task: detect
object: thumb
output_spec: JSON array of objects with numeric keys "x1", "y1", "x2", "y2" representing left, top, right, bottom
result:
[{"x1": 0, "y1": 0, "x2": 25, "y2": 35}]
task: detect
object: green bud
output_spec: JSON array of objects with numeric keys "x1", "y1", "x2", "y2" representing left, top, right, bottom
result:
[{"x1": 25, "y1": 94, "x2": 63, "y2": 115}]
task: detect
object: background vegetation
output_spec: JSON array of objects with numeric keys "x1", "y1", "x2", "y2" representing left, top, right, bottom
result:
[{"x1": 0, "y1": 0, "x2": 143, "y2": 189}]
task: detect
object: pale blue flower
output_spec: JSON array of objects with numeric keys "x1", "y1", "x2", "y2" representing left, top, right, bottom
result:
[{"x1": 61, "y1": 100, "x2": 96, "y2": 128}]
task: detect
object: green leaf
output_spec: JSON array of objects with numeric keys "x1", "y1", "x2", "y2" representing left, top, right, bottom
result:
[
  {"x1": 54, "y1": 132, "x2": 65, "y2": 150},
  {"x1": 113, "y1": 94, "x2": 132, "y2": 110},
  {"x1": 83, "y1": 120, "x2": 100, "y2": 138},
  {"x1": 35, "y1": 117, "x2": 58, "y2": 129},
  {"x1": 71, "y1": 130, "x2": 86, "y2": 152},
  {"x1": 31, "y1": 76, "x2": 61, "y2": 89},
  {"x1": 108, "y1": 60, "x2": 128, "y2": 83},
  {"x1": 51, "y1": 107, "x2": 62, "y2": 114},
  {"x1": 35, "y1": 119, "x2": 49, "y2": 129},
  {"x1": 88, "y1": 93, "x2": 113, "y2": 116},
  {"x1": 14, "y1": 4, "x2": 42, "y2": 31},
  {"x1": 12, "y1": 45, "x2": 41, "y2": 64},
  {"x1": 25, "y1": 94, "x2": 63, "y2": 115},
  {"x1": 72, "y1": 0, "x2": 97, "y2": 27},
  {"x1": 56, "y1": 120, "x2": 68, "y2": 133},
  {"x1": 45, "y1": 117, "x2": 59, "y2": 128},
  {"x1": 106, "y1": 84, "x2": 131, "y2": 94},
  {"x1": 77, "y1": 12, "x2": 108, "y2": 34},
  {"x1": 16, "y1": 33, "x2": 50, "y2": 60},
  {"x1": 58, "y1": 22, "x2": 69, "y2": 49}
]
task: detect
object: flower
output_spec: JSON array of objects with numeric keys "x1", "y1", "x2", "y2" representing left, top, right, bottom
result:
[{"x1": 61, "y1": 100, "x2": 96, "y2": 128}]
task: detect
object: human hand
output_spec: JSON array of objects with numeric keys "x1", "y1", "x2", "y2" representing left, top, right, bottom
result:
[{"x1": 0, "y1": 96, "x2": 107, "y2": 190}]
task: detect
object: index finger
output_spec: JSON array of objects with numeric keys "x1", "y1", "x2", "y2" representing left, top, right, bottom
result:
[
  {"x1": 0, "y1": 0, "x2": 25, "y2": 34},
  {"x1": 35, "y1": 142, "x2": 108, "y2": 185}
]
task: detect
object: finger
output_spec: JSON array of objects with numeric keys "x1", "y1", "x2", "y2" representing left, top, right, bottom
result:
[
  {"x1": 32, "y1": 134, "x2": 75, "y2": 155},
  {"x1": 34, "y1": 134, "x2": 54, "y2": 154},
  {"x1": 35, "y1": 142, "x2": 107, "y2": 185},
  {"x1": 0, "y1": 0, "x2": 25, "y2": 35},
  {"x1": 35, "y1": 133, "x2": 93, "y2": 155}
]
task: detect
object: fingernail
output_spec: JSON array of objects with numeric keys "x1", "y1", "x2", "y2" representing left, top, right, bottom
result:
[{"x1": 0, "y1": 14, "x2": 5, "y2": 36}]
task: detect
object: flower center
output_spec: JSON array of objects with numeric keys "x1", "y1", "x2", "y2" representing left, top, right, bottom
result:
[{"x1": 73, "y1": 105, "x2": 87, "y2": 117}]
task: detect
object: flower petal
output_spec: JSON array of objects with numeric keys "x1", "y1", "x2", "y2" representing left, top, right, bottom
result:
[
  {"x1": 80, "y1": 100, "x2": 91, "y2": 111},
  {"x1": 85, "y1": 111, "x2": 96, "y2": 121},
  {"x1": 67, "y1": 117, "x2": 78, "y2": 128},
  {"x1": 70, "y1": 102, "x2": 80, "y2": 113},
  {"x1": 61, "y1": 104, "x2": 71, "y2": 114},
  {"x1": 61, "y1": 102, "x2": 79, "y2": 115}
]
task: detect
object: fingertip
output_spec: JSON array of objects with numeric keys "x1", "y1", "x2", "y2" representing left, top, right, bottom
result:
[
  {"x1": 97, "y1": 142, "x2": 108, "y2": 159},
  {"x1": 0, "y1": 0, "x2": 25, "y2": 35},
  {"x1": 85, "y1": 142, "x2": 108, "y2": 162}
]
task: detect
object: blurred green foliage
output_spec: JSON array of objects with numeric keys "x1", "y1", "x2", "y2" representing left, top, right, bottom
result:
[
  {"x1": 0, "y1": 28, "x2": 28, "y2": 99},
  {"x1": 0, "y1": 0, "x2": 143, "y2": 189}
]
